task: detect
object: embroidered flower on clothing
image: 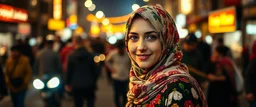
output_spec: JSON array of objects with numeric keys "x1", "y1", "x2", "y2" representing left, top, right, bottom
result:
[
  {"x1": 173, "y1": 91, "x2": 183, "y2": 100},
  {"x1": 165, "y1": 90, "x2": 183, "y2": 106},
  {"x1": 196, "y1": 104, "x2": 200, "y2": 107},
  {"x1": 171, "y1": 103, "x2": 179, "y2": 107},
  {"x1": 165, "y1": 92, "x2": 173, "y2": 106},
  {"x1": 191, "y1": 88, "x2": 199, "y2": 100},
  {"x1": 184, "y1": 100, "x2": 194, "y2": 107}
]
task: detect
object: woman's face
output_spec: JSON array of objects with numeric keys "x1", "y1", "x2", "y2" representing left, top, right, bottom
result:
[
  {"x1": 212, "y1": 49, "x2": 220, "y2": 61},
  {"x1": 127, "y1": 17, "x2": 162, "y2": 69}
]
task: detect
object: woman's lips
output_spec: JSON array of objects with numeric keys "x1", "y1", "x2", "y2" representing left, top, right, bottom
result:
[{"x1": 137, "y1": 54, "x2": 151, "y2": 61}]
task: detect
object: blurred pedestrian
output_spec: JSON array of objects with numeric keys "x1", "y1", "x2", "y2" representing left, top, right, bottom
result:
[
  {"x1": 4, "y1": 45, "x2": 32, "y2": 107},
  {"x1": 0, "y1": 65, "x2": 8, "y2": 101},
  {"x1": 216, "y1": 38, "x2": 233, "y2": 58},
  {"x1": 245, "y1": 40, "x2": 256, "y2": 107},
  {"x1": 53, "y1": 35, "x2": 64, "y2": 53},
  {"x1": 242, "y1": 44, "x2": 249, "y2": 77},
  {"x1": 34, "y1": 35, "x2": 63, "y2": 107},
  {"x1": 197, "y1": 37, "x2": 211, "y2": 63},
  {"x1": 104, "y1": 41, "x2": 115, "y2": 84},
  {"x1": 66, "y1": 36, "x2": 99, "y2": 107},
  {"x1": 105, "y1": 40, "x2": 130, "y2": 107},
  {"x1": 19, "y1": 37, "x2": 35, "y2": 67},
  {"x1": 125, "y1": 5, "x2": 207, "y2": 106},
  {"x1": 181, "y1": 33, "x2": 207, "y2": 85},
  {"x1": 34, "y1": 35, "x2": 62, "y2": 76},
  {"x1": 207, "y1": 46, "x2": 238, "y2": 107},
  {"x1": 60, "y1": 38, "x2": 74, "y2": 74}
]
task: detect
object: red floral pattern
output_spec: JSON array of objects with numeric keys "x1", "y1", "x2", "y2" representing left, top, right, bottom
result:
[
  {"x1": 184, "y1": 100, "x2": 194, "y2": 107},
  {"x1": 153, "y1": 94, "x2": 161, "y2": 104}
]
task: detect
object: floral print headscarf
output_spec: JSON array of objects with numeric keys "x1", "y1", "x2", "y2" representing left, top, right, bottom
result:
[{"x1": 125, "y1": 5, "x2": 206, "y2": 106}]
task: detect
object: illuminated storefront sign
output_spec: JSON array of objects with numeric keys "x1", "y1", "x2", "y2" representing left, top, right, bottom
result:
[
  {"x1": 66, "y1": 14, "x2": 77, "y2": 30},
  {"x1": 48, "y1": 18, "x2": 65, "y2": 30},
  {"x1": 54, "y1": 0, "x2": 62, "y2": 19},
  {"x1": 208, "y1": 6, "x2": 236, "y2": 33},
  {"x1": 0, "y1": 4, "x2": 28, "y2": 23},
  {"x1": 18, "y1": 23, "x2": 31, "y2": 35},
  {"x1": 179, "y1": 0, "x2": 193, "y2": 15}
]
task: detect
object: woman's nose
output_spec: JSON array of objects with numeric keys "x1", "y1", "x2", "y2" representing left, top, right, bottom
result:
[{"x1": 137, "y1": 39, "x2": 147, "y2": 51}]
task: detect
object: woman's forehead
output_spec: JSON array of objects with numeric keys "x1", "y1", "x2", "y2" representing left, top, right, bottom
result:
[{"x1": 129, "y1": 17, "x2": 156, "y2": 32}]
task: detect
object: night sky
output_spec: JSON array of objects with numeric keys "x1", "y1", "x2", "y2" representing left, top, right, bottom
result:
[{"x1": 91, "y1": 0, "x2": 146, "y2": 17}]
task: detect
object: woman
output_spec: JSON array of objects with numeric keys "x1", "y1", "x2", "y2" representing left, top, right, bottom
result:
[
  {"x1": 207, "y1": 46, "x2": 238, "y2": 107},
  {"x1": 125, "y1": 5, "x2": 207, "y2": 107}
]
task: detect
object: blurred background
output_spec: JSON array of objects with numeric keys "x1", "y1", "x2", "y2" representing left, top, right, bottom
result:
[{"x1": 0, "y1": 0, "x2": 255, "y2": 107}]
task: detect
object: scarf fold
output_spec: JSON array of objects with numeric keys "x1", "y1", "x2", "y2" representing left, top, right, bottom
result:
[{"x1": 125, "y1": 5, "x2": 199, "y2": 105}]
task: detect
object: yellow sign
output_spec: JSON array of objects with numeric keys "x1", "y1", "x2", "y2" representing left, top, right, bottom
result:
[
  {"x1": 53, "y1": 0, "x2": 62, "y2": 19},
  {"x1": 180, "y1": 0, "x2": 193, "y2": 15},
  {"x1": 48, "y1": 19, "x2": 65, "y2": 30},
  {"x1": 208, "y1": 6, "x2": 236, "y2": 33}
]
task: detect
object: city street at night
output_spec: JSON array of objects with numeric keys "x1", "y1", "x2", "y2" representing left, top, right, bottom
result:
[{"x1": 0, "y1": 72, "x2": 115, "y2": 107}]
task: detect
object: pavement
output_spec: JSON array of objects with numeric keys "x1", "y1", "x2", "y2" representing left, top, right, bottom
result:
[
  {"x1": 0, "y1": 71, "x2": 115, "y2": 107},
  {"x1": 0, "y1": 70, "x2": 251, "y2": 107}
]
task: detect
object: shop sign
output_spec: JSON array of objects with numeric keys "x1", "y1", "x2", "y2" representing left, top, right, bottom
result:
[
  {"x1": 18, "y1": 23, "x2": 31, "y2": 35},
  {"x1": 53, "y1": 0, "x2": 62, "y2": 20},
  {"x1": 0, "y1": 4, "x2": 28, "y2": 23},
  {"x1": 179, "y1": 0, "x2": 193, "y2": 15},
  {"x1": 48, "y1": 18, "x2": 65, "y2": 30},
  {"x1": 208, "y1": 6, "x2": 236, "y2": 33},
  {"x1": 243, "y1": 6, "x2": 256, "y2": 17}
]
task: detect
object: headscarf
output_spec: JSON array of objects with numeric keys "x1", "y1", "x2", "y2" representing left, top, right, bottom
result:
[
  {"x1": 250, "y1": 40, "x2": 256, "y2": 61},
  {"x1": 125, "y1": 5, "x2": 206, "y2": 106}
]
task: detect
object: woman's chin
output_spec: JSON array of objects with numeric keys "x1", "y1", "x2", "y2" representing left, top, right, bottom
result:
[{"x1": 138, "y1": 63, "x2": 153, "y2": 70}]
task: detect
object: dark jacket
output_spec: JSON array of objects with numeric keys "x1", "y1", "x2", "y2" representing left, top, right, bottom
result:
[
  {"x1": 182, "y1": 49, "x2": 205, "y2": 83},
  {"x1": 0, "y1": 65, "x2": 8, "y2": 96},
  {"x1": 245, "y1": 58, "x2": 256, "y2": 96},
  {"x1": 66, "y1": 47, "x2": 99, "y2": 89}
]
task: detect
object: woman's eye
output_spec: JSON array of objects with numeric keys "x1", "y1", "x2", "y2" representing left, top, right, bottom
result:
[
  {"x1": 145, "y1": 35, "x2": 158, "y2": 41},
  {"x1": 129, "y1": 35, "x2": 138, "y2": 41}
]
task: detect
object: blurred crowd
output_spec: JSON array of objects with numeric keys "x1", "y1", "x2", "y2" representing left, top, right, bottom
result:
[{"x1": 0, "y1": 32, "x2": 255, "y2": 107}]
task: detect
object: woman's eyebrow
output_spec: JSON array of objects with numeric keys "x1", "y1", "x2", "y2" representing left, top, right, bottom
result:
[
  {"x1": 145, "y1": 31, "x2": 158, "y2": 35},
  {"x1": 129, "y1": 32, "x2": 138, "y2": 35},
  {"x1": 129, "y1": 31, "x2": 157, "y2": 35}
]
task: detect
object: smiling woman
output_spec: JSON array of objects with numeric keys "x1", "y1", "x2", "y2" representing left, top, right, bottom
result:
[
  {"x1": 128, "y1": 17, "x2": 161, "y2": 70},
  {"x1": 125, "y1": 5, "x2": 208, "y2": 107}
]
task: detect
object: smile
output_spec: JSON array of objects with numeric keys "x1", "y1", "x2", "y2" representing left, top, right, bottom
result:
[{"x1": 136, "y1": 54, "x2": 151, "y2": 61}]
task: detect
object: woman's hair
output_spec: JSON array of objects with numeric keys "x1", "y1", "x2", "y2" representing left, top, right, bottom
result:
[
  {"x1": 10, "y1": 45, "x2": 21, "y2": 52},
  {"x1": 115, "y1": 40, "x2": 125, "y2": 49},
  {"x1": 215, "y1": 46, "x2": 228, "y2": 56}
]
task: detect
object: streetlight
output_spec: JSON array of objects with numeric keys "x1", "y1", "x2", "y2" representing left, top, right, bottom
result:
[
  {"x1": 132, "y1": 4, "x2": 140, "y2": 11},
  {"x1": 84, "y1": 0, "x2": 92, "y2": 7},
  {"x1": 96, "y1": 11, "x2": 104, "y2": 19},
  {"x1": 102, "y1": 18, "x2": 109, "y2": 25},
  {"x1": 88, "y1": 4, "x2": 96, "y2": 11}
]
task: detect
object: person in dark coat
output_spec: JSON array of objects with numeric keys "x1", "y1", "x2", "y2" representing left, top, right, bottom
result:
[
  {"x1": 245, "y1": 40, "x2": 256, "y2": 107},
  {"x1": 65, "y1": 36, "x2": 99, "y2": 107},
  {"x1": 181, "y1": 33, "x2": 205, "y2": 84},
  {"x1": 0, "y1": 65, "x2": 8, "y2": 101},
  {"x1": 216, "y1": 38, "x2": 233, "y2": 58}
]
